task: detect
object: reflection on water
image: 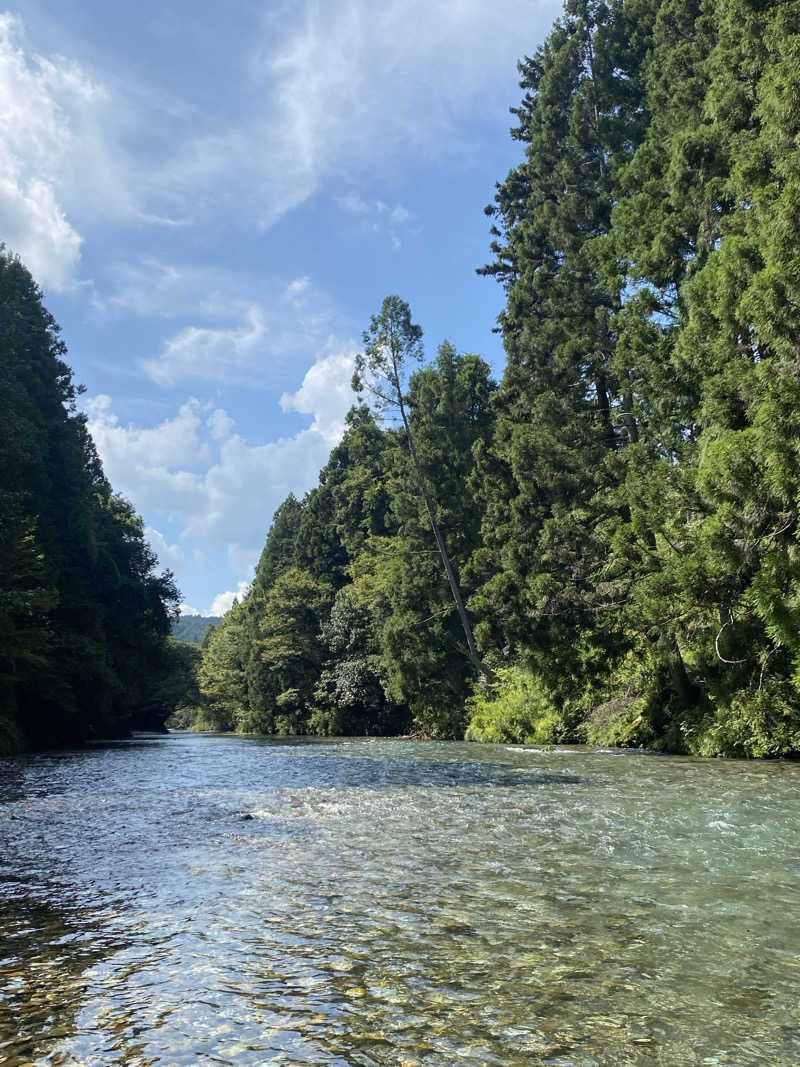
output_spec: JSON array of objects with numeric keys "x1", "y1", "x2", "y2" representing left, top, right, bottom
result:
[{"x1": 1, "y1": 735, "x2": 800, "y2": 1065}]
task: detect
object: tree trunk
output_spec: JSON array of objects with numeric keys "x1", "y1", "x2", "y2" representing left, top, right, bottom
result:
[{"x1": 392, "y1": 362, "x2": 496, "y2": 684}]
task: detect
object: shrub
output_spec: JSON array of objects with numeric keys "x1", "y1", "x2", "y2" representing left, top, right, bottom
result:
[{"x1": 465, "y1": 665, "x2": 579, "y2": 744}]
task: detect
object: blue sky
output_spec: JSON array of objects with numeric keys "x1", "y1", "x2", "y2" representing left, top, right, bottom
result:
[{"x1": 2, "y1": 0, "x2": 562, "y2": 615}]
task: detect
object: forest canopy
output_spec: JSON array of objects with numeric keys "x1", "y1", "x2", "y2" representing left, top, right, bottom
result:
[
  {"x1": 6, "y1": 0, "x2": 800, "y2": 760},
  {"x1": 0, "y1": 251, "x2": 180, "y2": 753},
  {"x1": 188, "y1": 0, "x2": 800, "y2": 758}
]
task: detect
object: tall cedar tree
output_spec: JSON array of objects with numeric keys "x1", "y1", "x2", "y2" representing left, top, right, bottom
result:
[
  {"x1": 0, "y1": 252, "x2": 178, "y2": 749},
  {"x1": 353, "y1": 296, "x2": 494, "y2": 682}
]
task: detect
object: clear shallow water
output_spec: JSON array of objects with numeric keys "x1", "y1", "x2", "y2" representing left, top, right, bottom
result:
[{"x1": 1, "y1": 735, "x2": 799, "y2": 1066}]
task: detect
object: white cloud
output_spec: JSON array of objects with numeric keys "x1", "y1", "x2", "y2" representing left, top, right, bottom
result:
[
  {"x1": 0, "y1": 13, "x2": 151, "y2": 288},
  {"x1": 145, "y1": 526, "x2": 186, "y2": 571},
  {"x1": 160, "y1": 0, "x2": 562, "y2": 229},
  {"x1": 260, "y1": 0, "x2": 559, "y2": 162},
  {"x1": 337, "y1": 194, "x2": 416, "y2": 247},
  {"x1": 0, "y1": 0, "x2": 562, "y2": 282},
  {"x1": 141, "y1": 304, "x2": 267, "y2": 386},
  {"x1": 207, "y1": 408, "x2": 234, "y2": 440},
  {"x1": 136, "y1": 212, "x2": 192, "y2": 228},
  {"x1": 84, "y1": 348, "x2": 358, "y2": 585},
  {"x1": 84, "y1": 395, "x2": 209, "y2": 513},
  {"x1": 183, "y1": 423, "x2": 333, "y2": 549},
  {"x1": 135, "y1": 273, "x2": 340, "y2": 387},
  {"x1": 208, "y1": 581, "x2": 251, "y2": 617},
  {"x1": 0, "y1": 14, "x2": 88, "y2": 287},
  {"x1": 99, "y1": 259, "x2": 233, "y2": 318},
  {"x1": 284, "y1": 276, "x2": 311, "y2": 300},
  {"x1": 178, "y1": 603, "x2": 200, "y2": 616},
  {"x1": 0, "y1": 174, "x2": 82, "y2": 290},
  {"x1": 280, "y1": 350, "x2": 356, "y2": 444}
]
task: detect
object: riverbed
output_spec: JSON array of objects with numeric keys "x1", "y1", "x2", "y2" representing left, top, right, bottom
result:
[{"x1": 1, "y1": 734, "x2": 799, "y2": 1065}]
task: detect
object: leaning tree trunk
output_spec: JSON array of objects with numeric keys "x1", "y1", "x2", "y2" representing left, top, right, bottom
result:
[{"x1": 391, "y1": 359, "x2": 496, "y2": 684}]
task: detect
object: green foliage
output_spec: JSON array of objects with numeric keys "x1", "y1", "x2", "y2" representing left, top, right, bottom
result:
[
  {"x1": 198, "y1": 600, "x2": 247, "y2": 731},
  {"x1": 197, "y1": 328, "x2": 496, "y2": 740},
  {"x1": 465, "y1": 666, "x2": 580, "y2": 745},
  {"x1": 686, "y1": 687, "x2": 800, "y2": 760},
  {"x1": 256, "y1": 566, "x2": 332, "y2": 734},
  {"x1": 189, "y1": 0, "x2": 800, "y2": 758},
  {"x1": 0, "y1": 251, "x2": 180, "y2": 750},
  {"x1": 171, "y1": 615, "x2": 222, "y2": 645},
  {"x1": 310, "y1": 587, "x2": 408, "y2": 736},
  {"x1": 352, "y1": 295, "x2": 424, "y2": 412},
  {"x1": 471, "y1": 0, "x2": 800, "y2": 757}
]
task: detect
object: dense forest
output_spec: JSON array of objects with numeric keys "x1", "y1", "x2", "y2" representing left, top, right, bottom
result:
[
  {"x1": 172, "y1": 615, "x2": 222, "y2": 645},
  {"x1": 0, "y1": 252, "x2": 180, "y2": 754},
  {"x1": 4, "y1": 0, "x2": 799, "y2": 759},
  {"x1": 185, "y1": 0, "x2": 800, "y2": 758}
]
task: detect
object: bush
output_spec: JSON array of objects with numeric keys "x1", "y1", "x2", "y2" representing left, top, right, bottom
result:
[
  {"x1": 682, "y1": 683, "x2": 800, "y2": 758},
  {"x1": 465, "y1": 665, "x2": 580, "y2": 744}
]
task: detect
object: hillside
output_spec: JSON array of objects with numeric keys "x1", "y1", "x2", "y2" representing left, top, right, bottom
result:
[{"x1": 172, "y1": 615, "x2": 222, "y2": 645}]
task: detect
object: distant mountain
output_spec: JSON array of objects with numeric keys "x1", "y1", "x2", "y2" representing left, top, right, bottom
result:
[{"x1": 171, "y1": 615, "x2": 222, "y2": 645}]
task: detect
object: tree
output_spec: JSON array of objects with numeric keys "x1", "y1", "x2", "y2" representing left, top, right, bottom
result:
[
  {"x1": 310, "y1": 586, "x2": 408, "y2": 736},
  {"x1": 256, "y1": 567, "x2": 332, "y2": 734},
  {"x1": 352, "y1": 296, "x2": 494, "y2": 682},
  {"x1": 0, "y1": 249, "x2": 179, "y2": 748},
  {"x1": 240, "y1": 494, "x2": 305, "y2": 728}
]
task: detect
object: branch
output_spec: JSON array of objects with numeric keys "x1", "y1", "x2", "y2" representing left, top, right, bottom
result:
[{"x1": 714, "y1": 618, "x2": 747, "y2": 665}]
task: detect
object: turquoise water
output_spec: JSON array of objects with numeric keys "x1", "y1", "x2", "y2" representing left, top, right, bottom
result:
[{"x1": 1, "y1": 734, "x2": 799, "y2": 1064}]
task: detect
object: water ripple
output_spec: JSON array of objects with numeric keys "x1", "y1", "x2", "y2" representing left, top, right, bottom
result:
[{"x1": 1, "y1": 735, "x2": 799, "y2": 1064}]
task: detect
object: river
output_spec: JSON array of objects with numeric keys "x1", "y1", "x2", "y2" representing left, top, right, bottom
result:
[{"x1": 1, "y1": 734, "x2": 799, "y2": 1065}]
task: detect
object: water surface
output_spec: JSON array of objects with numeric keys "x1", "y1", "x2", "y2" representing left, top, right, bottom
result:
[{"x1": 1, "y1": 734, "x2": 799, "y2": 1065}]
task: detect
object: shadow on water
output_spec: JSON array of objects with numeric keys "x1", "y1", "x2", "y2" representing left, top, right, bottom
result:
[{"x1": 1, "y1": 739, "x2": 588, "y2": 804}]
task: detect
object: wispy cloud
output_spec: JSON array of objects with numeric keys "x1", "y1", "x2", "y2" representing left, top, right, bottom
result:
[
  {"x1": 1, "y1": 0, "x2": 561, "y2": 286},
  {"x1": 141, "y1": 304, "x2": 268, "y2": 386},
  {"x1": 132, "y1": 271, "x2": 341, "y2": 387},
  {"x1": 155, "y1": 0, "x2": 564, "y2": 229},
  {"x1": 98, "y1": 259, "x2": 233, "y2": 318},
  {"x1": 337, "y1": 193, "x2": 417, "y2": 247}
]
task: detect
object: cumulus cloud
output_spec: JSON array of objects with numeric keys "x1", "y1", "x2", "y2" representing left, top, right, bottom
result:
[
  {"x1": 84, "y1": 349, "x2": 358, "y2": 586},
  {"x1": 280, "y1": 350, "x2": 356, "y2": 444},
  {"x1": 0, "y1": 14, "x2": 88, "y2": 287},
  {"x1": 0, "y1": 13, "x2": 153, "y2": 288},
  {"x1": 207, "y1": 408, "x2": 234, "y2": 440},
  {"x1": 83, "y1": 395, "x2": 209, "y2": 513},
  {"x1": 208, "y1": 581, "x2": 251, "y2": 617},
  {"x1": 183, "y1": 423, "x2": 335, "y2": 550},
  {"x1": 145, "y1": 526, "x2": 185, "y2": 571}
]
